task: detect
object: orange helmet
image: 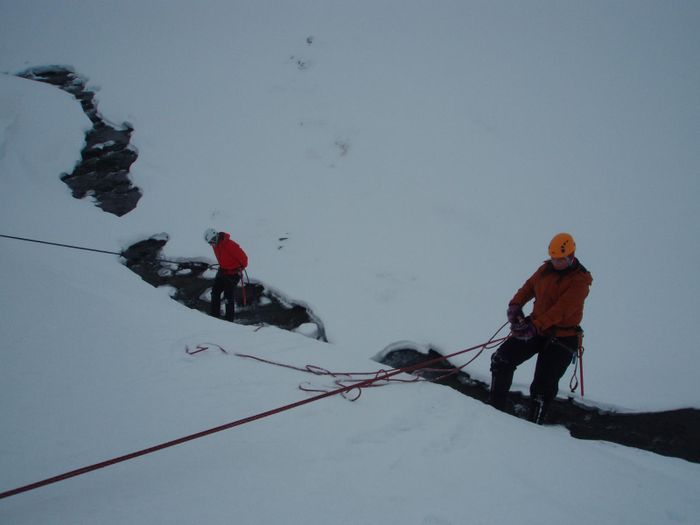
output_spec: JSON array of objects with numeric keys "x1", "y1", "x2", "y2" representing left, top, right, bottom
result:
[{"x1": 548, "y1": 232, "x2": 576, "y2": 258}]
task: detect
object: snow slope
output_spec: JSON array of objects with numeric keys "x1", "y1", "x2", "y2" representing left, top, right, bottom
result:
[{"x1": 1, "y1": 2, "x2": 699, "y2": 523}]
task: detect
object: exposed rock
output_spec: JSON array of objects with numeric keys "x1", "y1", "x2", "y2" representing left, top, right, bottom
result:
[
  {"x1": 121, "y1": 236, "x2": 327, "y2": 341},
  {"x1": 18, "y1": 66, "x2": 141, "y2": 216},
  {"x1": 378, "y1": 345, "x2": 700, "y2": 464}
]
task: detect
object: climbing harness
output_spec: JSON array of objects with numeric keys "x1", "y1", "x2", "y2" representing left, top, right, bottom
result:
[{"x1": 208, "y1": 265, "x2": 261, "y2": 324}]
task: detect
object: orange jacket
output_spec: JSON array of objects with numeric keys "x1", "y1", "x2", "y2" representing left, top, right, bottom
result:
[{"x1": 510, "y1": 259, "x2": 592, "y2": 337}]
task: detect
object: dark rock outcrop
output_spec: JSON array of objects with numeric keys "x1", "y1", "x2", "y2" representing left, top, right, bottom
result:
[
  {"x1": 378, "y1": 345, "x2": 700, "y2": 464},
  {"x1": 121, "y1": 235, "x2": 327, "y2": 341},
  {"x1": 18, "y1": 66, "x2": 141, "y2": 216}
]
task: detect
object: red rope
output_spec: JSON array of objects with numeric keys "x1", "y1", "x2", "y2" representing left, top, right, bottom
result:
[
  {"x1": 233, "y1": 322, "x2": 510, "y2": 394},
  {"x1": 578, "y1": 345, "x2": 585, "y2": 397},
  {"x1": 240, "y1": 269, "x2": 247, "y2": 306},
  {"x1": 185, "y1": 343, "x2": 228, "y2": 355},
  {"x1": 0, "y1": 381, "x2": 361, "y2": 500},
  {"x1": 233, "y1": 335, "x2": 505, "y2": 401},
  {"x1": 234, "y1": 352, "x2": 402, "y2": 380},
  {"x1": 568, "y1": 334, "x2": 586, "y2": 397},
  {"x1": 0, "y1": 335, "x2": 507, "y2": 500}
]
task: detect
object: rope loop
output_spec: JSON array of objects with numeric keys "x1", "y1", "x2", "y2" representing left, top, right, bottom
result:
[
  {"x1": 305, "y1": 364, "x2": 336, "y2": 376},
  {"x1": 569, "y1": 360, "x2": 580, "y2": 393},
  {"x1": 206, "y1": 322, "x2": 512, "y2": 403},
  {"x1": 0, "y1": 328, "x2": 510, "y2": 500},
  {"x1": 339, "y1": 383, "x2": 363, "y2": 401},
  {"x1": 568, "y1": 338, "x2": 585, "y2": 397}
]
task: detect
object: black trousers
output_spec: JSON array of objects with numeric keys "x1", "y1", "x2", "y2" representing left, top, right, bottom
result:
[
  {"x1": 490, "y1": 334, "x2": 577, "y2": 405},
  {"x1": 210, "y1": 270, "x2": 241, "y2": 321}
]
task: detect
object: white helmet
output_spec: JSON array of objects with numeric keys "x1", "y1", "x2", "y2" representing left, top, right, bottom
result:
[{"x1": 203, "y1": 228, "x2": 218, "y2": 244}]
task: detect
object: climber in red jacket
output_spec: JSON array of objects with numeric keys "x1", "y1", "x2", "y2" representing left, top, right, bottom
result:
[{"x1": 204, "y1": 228, "x2": 248, "y2": 321}]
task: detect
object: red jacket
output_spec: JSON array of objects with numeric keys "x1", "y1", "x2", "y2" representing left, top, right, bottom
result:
[
  {"x1": 212, "y1": 232, "x2": 248, "y2": 274},
  {"x1": 511, "y1": 259, "x2": 592, "y2": 337}
]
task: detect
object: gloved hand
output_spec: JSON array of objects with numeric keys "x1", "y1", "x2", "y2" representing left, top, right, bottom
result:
[
  {"x1": 507, "y1": 304, "x2": 524, "y2": 324},
  {"x1": 512, "y1": 316, "x2": 537, "y2": 341}
]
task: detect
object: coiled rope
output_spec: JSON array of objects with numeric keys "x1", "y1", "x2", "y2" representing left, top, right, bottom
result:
[
  {"x1": 221, "y1": 321, "x2": 509, "y2": 400},
  {"x1": 0, "y1": 332, "x2": 507, "y2": 500}
]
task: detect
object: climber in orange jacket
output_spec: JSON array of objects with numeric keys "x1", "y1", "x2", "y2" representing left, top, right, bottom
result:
[
  {"x1": 489, "y1": 233, "x2": 593, "y2": 424},
  {"x1": 204, "y1": 228, "x2": 248, "y2": 321}
]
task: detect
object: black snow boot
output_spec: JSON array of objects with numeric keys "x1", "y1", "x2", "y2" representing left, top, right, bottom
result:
[
  {"x1": 528, "y1": 396, "x2": 549, "y2": 425},
  {"x1": 489, "y1": 373, "x2": 509, "y2": 411}
]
